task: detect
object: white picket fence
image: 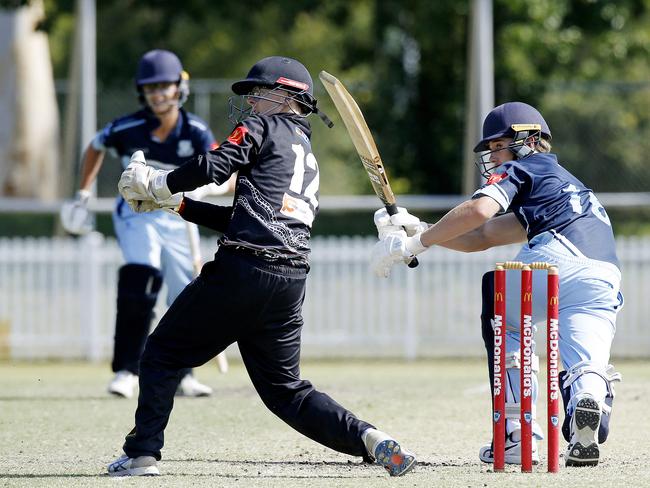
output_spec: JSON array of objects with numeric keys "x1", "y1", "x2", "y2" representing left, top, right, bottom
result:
[{"x1": 0, "y1": 233, "x2": 649, "y2": 360}]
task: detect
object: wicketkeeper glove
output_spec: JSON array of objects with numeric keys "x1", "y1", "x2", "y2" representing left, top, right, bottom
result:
[
  {"x1": 374, "y1": 207, "x2": 428, "y2": 239},
  {"x1": 60, "y1": 189, "x2": 93, "y2": 235},
  {"x1": 371, "y1": 230, "x2": 427, "y2": 278},
  {"x1": 126, "y1": 193, "x2": 184, "y2": 214},
  {"x1": 118, "y1": 150, "x2": 174, "y2": 204}
]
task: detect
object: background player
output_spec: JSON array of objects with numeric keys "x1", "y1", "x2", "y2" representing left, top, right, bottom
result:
[
  {"x1": 60, "y1": 49, "x2": 226, "y2": 398},
  {"x1": 372, "y1": 102, "x2": 623, "y2": 467},
  {"x1": 106, "y1": 55, "x2": 416, "y2": 477}
]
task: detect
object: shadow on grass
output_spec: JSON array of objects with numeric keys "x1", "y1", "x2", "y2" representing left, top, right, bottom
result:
[
  {"x1": 167, "y1": 458, "x2": 465, "y2": 468},
  {"x1": 0, "y1": 459, "x2": 447, "y2": 480},
  {"x1": 0, "y1": 474, "x2": 103, "y2": 479},
  {"x1": 0, "y1": 396, "x2": 119, "y2": 401}
]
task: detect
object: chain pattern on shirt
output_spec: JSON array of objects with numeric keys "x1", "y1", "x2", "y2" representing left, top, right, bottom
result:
[{"x1": 235, "y1": 177, "x2": 310, "y2": 254}]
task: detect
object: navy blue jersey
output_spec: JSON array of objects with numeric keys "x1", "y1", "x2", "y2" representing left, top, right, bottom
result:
[
  {"x1": 474, "y1": 152, "x2": 619, "y2": 267},
  {"x1": 168, "y1": 113, "x2": 318, "y2": 261},
  {"x1": 93, "y1": 108, "x2": 216, "y2": 171}
]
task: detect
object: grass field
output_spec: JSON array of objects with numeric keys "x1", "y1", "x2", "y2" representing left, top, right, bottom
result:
[{"x1": 0, "y1": 358, "x2": 648, "y2": 487}]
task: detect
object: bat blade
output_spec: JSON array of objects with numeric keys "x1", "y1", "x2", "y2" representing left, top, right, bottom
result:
[
  {"x1": 318, "y1": 71, "x2": 397, "y2": 212},
  {"x1": 319, "y1": 70, "x2": 418, "y2": 268}
]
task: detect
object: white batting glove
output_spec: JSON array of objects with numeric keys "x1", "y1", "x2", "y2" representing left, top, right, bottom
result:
[
  {"x1": 60, "y1": 189, "x2": 93, "y2": 235},
  {"x1": 126, "y1": 193, "x2": 183, "y2": 214},
  {"x1": 374, "y1": 207, "x2": 428, "y2": 239},
  {"x1": 118, "y1": 150, "x2": 173, "y2": 203},
  {"x1": 371, "y1": 230, "x2": 427, "y2": 278}
]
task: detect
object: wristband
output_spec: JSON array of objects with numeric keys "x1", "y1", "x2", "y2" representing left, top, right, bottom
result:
[{"x1": 405, "y1": 233, "x2": 427, "y2": 256}]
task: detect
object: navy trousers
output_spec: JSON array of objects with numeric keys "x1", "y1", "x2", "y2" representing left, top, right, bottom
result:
[{"x1": 123, "y1": 247, "x2": 372, "y2": 460}]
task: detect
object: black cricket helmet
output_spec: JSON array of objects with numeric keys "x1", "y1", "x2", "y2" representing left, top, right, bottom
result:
[
  {"x1": 136, "y1": 49, "x2": 189, "y2": 106},
  {"x1": 230, "y1": 56, "x2": 332, "y2": 126},
  {"x1": 474, "y1": 102, "x2": 552, "y2": 178}
]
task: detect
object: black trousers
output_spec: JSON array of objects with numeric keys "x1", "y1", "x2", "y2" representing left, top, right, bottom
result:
[{"x1": 123, "y1": 247, "x2": 372, "y2": 460}]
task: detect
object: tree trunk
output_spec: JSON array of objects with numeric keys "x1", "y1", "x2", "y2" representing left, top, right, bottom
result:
[{"x1": 0, "y1": 0, "x2": 59, "y2": 199}]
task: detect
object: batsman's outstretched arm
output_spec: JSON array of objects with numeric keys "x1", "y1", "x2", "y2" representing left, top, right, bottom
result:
[
  {"x1": 437, "y1": 212, "x2": 527, "y2": 252},
  {"x1": 417, "y1": 197, "x2": 502, "y2": 249},
  {"x1": 371, "y1": 196, "x2": 503, "y2": 278}
]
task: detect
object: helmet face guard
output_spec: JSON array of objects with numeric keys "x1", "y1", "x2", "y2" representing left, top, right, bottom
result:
[
  {"x1": 227, "y1": 84, "x2": 316, "y2": 125},
  {"x1": 229, "y1": 56, "x2": 332, "y2": 127},
  {"x1": 474, "y1": 124, "x2": 542, "y2": 178}
]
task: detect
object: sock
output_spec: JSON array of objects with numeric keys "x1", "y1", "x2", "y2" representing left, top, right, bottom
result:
[{"x1": 361, "y1": 428, "x2": 392, "y2": 459}]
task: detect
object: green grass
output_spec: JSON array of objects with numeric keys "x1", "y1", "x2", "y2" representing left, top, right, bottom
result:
[{"x1": 0, "y1": 358, "x2": 648, "y2": 487}]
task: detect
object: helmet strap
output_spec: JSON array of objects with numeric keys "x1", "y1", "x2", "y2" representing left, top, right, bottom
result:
[{"x1": 316, "y1": 108, "x2": 334, "y2": 128}]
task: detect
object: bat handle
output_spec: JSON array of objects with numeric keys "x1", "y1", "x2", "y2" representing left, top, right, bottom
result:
[{"x1": 385, "y1": 204, "x2": 419, "y2": 269}]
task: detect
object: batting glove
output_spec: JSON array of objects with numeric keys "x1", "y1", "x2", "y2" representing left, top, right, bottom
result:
[
  {"x1": 371, "y1": 230, "x2": 427, "y2": 278},
  {"x1": 60, "y1": 189, "x2": 93, "y2": 235},
  {"x1": 118, "y1": 150, "x2": 174, "y2": 203},
  {"x1": 374, "y1": 207, "x2": 428, "y2": 239}
]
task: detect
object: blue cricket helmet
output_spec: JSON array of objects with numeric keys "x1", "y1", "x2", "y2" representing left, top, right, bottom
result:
[
  {"x1": 136, "y1": 49, "x2": 184, "y2": 86},
  {"x1": 474, "y1": 102, "x2": 552, "y2": 152}
]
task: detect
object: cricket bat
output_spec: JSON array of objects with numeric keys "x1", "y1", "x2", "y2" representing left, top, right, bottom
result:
[{"x1": 318, "y1": 70, "x2": 418, "y2": 268}]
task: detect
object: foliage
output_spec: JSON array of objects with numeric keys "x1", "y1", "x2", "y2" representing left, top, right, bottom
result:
[
  {"x1": 495, "y1": 0, "x2": 650, "y2": 191},
  {"x1": 42, "y1": 0, "x2": 650, "y2": 196}
]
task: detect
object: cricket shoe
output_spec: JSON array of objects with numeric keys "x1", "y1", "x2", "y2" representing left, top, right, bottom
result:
[
  {"x1": 362, "y1": 428, "x2": 416, "y2": 476},
  {"x1": 479, "y1": 432, "x2": 540, "y2": 465},
  {"x1": 565, "y1": 395, "x2": 601, "y2": 467},
  {"x1": 107, "y1": 454, "x2": 159, "y2": 476},
  {"x1": 107, "y1": 370, "x2": 138, "y2": 399},
  {"x1": 176, "y1": 374, "x2": 212, "y2": 397}
]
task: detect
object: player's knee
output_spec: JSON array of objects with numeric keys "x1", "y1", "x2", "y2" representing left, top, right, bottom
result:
[
  {"x1": 139, "y1": 332, "x2": 185, "y2": 368},
  {"x1": 258, "y1": 380, "x2": 313, "y2": 416},
  {"x1": 117, "y1": 264, "x2": 163, "y2": 315}
]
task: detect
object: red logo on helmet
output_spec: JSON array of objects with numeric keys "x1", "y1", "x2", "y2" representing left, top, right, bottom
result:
[
  {"x1": 276, "y1": 77, "x2": 309, "y2": 91},
  {"x1": 227, "y1": 126, "x2": 249, "y2": 146},
  {"x1": 487, "y1": 173, "x2": 508, "y2": 185}
]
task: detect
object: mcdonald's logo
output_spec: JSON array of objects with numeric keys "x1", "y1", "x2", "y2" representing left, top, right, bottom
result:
[
  {"x1": 523, "y1": 292, "x2": 532, "y2": 302},
  {"x1": 495, "y1": 292, "x2": 504, "y2": 302},
  {"x1": 549, "y1": 296, "x2": 559, "y2": 305}
]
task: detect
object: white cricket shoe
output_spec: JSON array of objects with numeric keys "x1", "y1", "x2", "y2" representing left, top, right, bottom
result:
[
  {"x1": 108, "y1": 370, "x2": 138, "y2": 399},
  {"x1": 565, "y1": 395, "x2": 601, "y2": 467},
  {"x1": 176, "y1": 374, "x2": 212, "y2": 397},
  {"x1": 479, "y1": 432, "x2": 540, "y2": 465},
  {"x1": 107, "y1": 454, "x2": 159, "y2": 476},
  {"x1": 362, "y1": 428, "x2": 416, "y2": 476}
]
